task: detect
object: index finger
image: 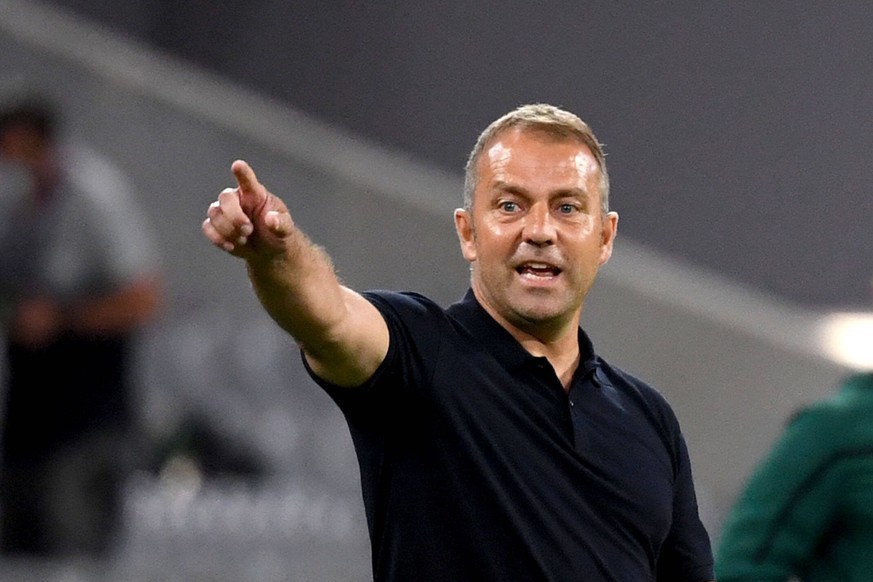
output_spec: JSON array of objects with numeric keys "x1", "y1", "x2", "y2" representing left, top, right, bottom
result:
[{"x1": 231, "y1": 159, "x2": 260, "y2": 195}]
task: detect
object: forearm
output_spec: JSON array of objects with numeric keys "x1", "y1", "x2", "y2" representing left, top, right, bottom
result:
[
  {"x1": 245, "y1": 229, "x2": 347, "y2": 349},
  {"x1": 203, "y1": 160, "x2": 388, "y2": 386},
  {"x1": 246, "y1": 229, "x2": 388, "y2": 386},
  {"x1": 66, "y1": 274, "x2": 162, "y2": 336}
]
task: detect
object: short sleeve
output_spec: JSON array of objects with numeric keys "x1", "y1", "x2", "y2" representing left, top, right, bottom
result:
[
  {"x1": 303, "y1": 291, "x2": 446, "y2": 412},
  {"x1": 40, "y1": 145, "x2": 161, "y2": 298}
]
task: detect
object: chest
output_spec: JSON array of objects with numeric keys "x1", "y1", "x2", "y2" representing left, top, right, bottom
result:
[{"x1": 421, "y1": 346, "x2": 677, "y2": 546}]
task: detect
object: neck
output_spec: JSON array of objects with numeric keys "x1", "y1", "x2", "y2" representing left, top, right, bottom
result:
[
  {"x1": 518, "y1": 333, "x2": 581, "y2": 391},
  {"x1": 472, "y1": 290, "x2": 582, "y2": 390}
]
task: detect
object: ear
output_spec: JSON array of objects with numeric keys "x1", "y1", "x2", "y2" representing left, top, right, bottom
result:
[
  {"x1": 454, "y1": 208, "x2": 477, "y2": 263},
  {"x1": 598, "y1": 211, "x2": 619, "y2": 266}
]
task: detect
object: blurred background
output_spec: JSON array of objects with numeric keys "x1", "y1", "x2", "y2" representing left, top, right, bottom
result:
[{"x1": 0, "y1": 0, "x2": 870, "y2": 579}]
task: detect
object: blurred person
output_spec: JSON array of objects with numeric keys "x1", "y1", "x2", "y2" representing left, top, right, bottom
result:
[
  {"x1": 716, "y1": 368, "x2": 873, "y2": 576},
  {"x1": 0, "y1": 95, "x2": 163, "y2": 558},
  {"x1": 202, "y1": 103, "x2": 714, "y2": 581}
]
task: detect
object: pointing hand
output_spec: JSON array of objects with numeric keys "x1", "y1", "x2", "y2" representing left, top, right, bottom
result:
[{"x1": 202, "y1": 160, "x2": 295, "y2": 261}]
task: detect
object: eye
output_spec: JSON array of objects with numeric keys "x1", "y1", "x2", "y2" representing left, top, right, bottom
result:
[
  {"x1": 498, "y1": 200, "x2": 520, "y2": 213},
  {"x1": 557, "y1": 203, "x2": 578, "y2": 214}
]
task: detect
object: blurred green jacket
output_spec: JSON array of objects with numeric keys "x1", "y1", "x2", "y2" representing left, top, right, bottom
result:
[{"x1": 716, "y1": 373, "x2": 873, "y2": 581}]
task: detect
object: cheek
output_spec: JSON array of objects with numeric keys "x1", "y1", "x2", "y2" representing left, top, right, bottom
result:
[
  {"x1": 478, "y1": 218, "x2": 518, "y2": 244},
  {"x1": 575, "y1": 218, "x2": 609, "y2": 249},
  {"x1": 466, "y1": 214, "x2": 524, "y2": 264},
  {"x1": 475, "y1": 230, "x2": 514, "y2": 262}
]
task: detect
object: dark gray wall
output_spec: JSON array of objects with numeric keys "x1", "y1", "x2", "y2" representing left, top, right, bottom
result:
[{"x1": 38, "y1": 0, "x2": 873, "y2": 309}]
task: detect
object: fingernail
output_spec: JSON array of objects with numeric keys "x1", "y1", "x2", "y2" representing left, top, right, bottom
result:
[{"x1": 240, "y1": 224, "x2": 253, "y2": 236}]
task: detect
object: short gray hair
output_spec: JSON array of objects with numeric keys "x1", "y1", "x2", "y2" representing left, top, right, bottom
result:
[{"x1": 462, "y1": 103, "x2": 610, "y2": 213}]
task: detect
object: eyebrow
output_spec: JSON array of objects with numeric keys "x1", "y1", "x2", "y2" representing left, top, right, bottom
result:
[{"x1": 492, "y1": 180, "x2": 590, "y2": 200}]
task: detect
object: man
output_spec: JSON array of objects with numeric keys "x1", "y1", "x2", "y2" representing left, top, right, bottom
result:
[
  {"x1": 0, "y1": 95, "x2": 163, "y2": 556},
  {"x1": 202, "y1": 103, "x2": 714, "y2": 580}
]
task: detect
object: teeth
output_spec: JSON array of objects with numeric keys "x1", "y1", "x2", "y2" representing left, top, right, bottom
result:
[
  {"x1": 521, "y1": 262, "x2": 556, "y2": 271},
  {"x1": 517, "y1": 263, "x2": 559, "y2": 278}
]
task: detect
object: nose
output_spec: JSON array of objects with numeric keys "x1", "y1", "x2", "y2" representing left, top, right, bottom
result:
[{"x1": 522, "y1": 204, "x2": 556, "y2": 246}]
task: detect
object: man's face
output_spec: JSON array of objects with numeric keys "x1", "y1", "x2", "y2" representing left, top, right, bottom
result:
[{"x1": 454, "y1": 127, "x2": 618, "y2": 337}]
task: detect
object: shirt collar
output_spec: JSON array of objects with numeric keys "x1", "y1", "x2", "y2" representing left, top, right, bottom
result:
[{"x1": 447, "y1": 289, "x2": 599, "y2": 373}]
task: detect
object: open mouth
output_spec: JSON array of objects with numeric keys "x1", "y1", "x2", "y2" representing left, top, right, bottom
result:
[{"x1": 516, "y1": 262, "x2": 562, "y2": 278}]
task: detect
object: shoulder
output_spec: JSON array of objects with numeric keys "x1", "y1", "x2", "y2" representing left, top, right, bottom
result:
[
  {"x1": 783, "y1": 373, "x2": 873, "y2": 440},
  {"x1": 361, "y1": 290, "x2": 455, "y2": 348},
  {"x1": 363, "y1": 290, "x2": 446, "y2": 317},
  {"x1": 591, "y1": 359, "x2": 696, "y2": 480},
  {"x1": 54, "y1": 144, "x2": 143, "y2": 230},
  {"x1": 596, "y1": 359, "x2": 679, "y2": 423},
  {"x1": 60, "y1": 144, "x2": 137, "y2": 206}
]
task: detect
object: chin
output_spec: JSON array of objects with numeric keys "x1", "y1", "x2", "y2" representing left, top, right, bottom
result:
[{"x1": 511, "y1": 302, "x2": 569, "y2": 326}]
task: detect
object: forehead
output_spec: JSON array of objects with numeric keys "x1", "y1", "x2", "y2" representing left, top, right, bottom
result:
[{"x1": 477, "y1": 128, "x2": 600, "y2": 191}]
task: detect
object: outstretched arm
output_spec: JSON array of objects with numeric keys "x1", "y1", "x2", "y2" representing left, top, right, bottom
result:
[{"x1": 202, "y1": 160, "x2": 389, "y2": 387}]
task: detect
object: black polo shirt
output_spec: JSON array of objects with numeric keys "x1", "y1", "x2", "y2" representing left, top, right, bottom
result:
[{"x1": 308, "y1": 290, "x2": 713, "y2": 581}]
